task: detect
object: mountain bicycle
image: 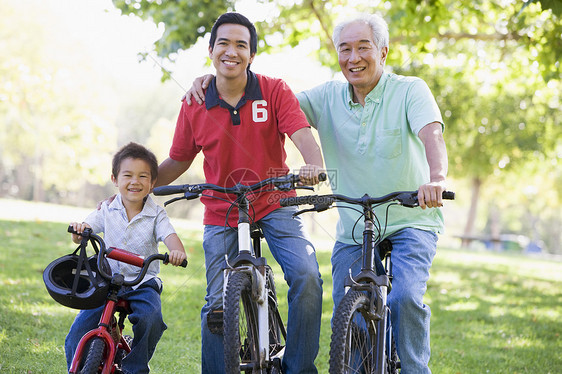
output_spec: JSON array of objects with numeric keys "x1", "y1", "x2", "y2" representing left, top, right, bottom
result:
[
  {"x1": 153, "y1": 173, "x2": 324, "y2": 373},
  {"x1": 280, "y1": 190, "x2": 454, "y2": 374},
  {"x1": 46, "y1": 227, "x2": 187, "y2": 374}
]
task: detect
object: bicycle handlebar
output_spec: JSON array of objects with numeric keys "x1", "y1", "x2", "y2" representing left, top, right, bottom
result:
[
  {"x1": 67, "y1": 226, "x2": 187, "y2": 287},
  {"x1": 279, "y1": 190, "x2": 455, "y2": 211},
  {"x1": 153, "y1": 172, "x2": 327, "y2": 206}
]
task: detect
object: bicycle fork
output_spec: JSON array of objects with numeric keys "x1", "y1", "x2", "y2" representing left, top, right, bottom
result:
[{"x1": 223, "y1": 220, "x2": 270, "y2": 368}]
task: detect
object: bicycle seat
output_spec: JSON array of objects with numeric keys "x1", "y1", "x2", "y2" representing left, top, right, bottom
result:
[
  {"x1": 378, "y1": 239, "x2": 393, "y2": 260},
  {"x1": 116, "y1": 299, "x2": 133, "y2": 315}
]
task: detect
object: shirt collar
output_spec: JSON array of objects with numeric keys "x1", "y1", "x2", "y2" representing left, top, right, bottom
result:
[
  {"x1": 205, "y1": 70, "x2": 263, "y2": 110},
  {"x1": 346, "y1": 71, "x2": 389, "y2": 107},
  {"x1": 109, "y1": 194, "x2": 158, "y2": 217}
]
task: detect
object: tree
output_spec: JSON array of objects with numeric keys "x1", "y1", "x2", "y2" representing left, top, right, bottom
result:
[
  {"x1": 112, "y1": 0, "x2": 560, "y2": 81},
  {"x1": 0, "y1": 1, "x2": 117, "y2": 201}
]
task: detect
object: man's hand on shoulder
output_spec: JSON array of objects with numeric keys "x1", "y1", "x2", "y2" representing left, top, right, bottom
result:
[
  {"x1": 97, "y1": 195, "x2": 116, "y2": 210},
  {"x1": 182, "y1": 74, "x2": 215, "y2": 105}
]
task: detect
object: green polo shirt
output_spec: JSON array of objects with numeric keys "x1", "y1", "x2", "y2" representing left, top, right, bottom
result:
[{"x1": 297, "y1": 72, "x2": 445, "y2": 244}]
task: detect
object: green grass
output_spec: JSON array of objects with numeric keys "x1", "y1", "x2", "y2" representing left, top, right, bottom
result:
[{"x1": 1, "y1": 219, "x2": 561, "y2": 373}]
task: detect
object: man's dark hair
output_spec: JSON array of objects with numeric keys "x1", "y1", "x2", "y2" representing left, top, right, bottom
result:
[
  {"x1": 209, "y1": 12, "x2": 258, "y2": 55},
  {"x1": 112, "y1": 142, "x2": 158, "y2": 181}
]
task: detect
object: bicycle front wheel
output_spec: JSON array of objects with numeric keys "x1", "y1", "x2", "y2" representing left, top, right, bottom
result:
[
  {"x1": 78, "y1": 337, "x2": 106, "y2": 374},
  {"x1": 224, "y1": 271, "x2": 262, "y2": 374},
  {"x1": 329, "y1": 290, "x2": 378, "y2": 374}
]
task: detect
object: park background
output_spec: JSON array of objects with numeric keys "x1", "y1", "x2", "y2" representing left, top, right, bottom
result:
[{"x1": 1, "y1": 0, "x2": 561, "y2": 372}]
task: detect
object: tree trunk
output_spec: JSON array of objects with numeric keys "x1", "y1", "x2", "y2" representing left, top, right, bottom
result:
[{"x1": 461, "y1": 177, "x2": 482, "y2": 248}]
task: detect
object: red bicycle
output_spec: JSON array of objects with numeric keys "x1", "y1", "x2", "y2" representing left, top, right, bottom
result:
[{"x1": 43, "y1": 227, "x2": 187, "y2": 374}]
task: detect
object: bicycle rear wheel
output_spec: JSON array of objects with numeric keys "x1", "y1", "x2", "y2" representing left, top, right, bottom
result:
[
  {"x1": 329, "y1": 290, "x2": 378, "y2": 374},
  {"x1": 224, "y1": 271, "x2": 262, "y2": 374},
  {"x1": 78, "y1": 337, "x2": 106, "y2": 374}
]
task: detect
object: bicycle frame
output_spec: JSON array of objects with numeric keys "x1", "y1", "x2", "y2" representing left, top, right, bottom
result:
[
  {"x1": 223, "y1": 195, "x2": 272, "y2": 367},
  {"x1": 343, "y1": 205, "x2": 392, "y2": 374},
  {"x1": 69, "y1": 298, "x2": 131, "y2": 374},
  {"x1": 69, "y1": 248, "x2": 142, "y2": 374}
]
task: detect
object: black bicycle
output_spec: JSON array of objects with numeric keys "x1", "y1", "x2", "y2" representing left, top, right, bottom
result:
[
  {"x1": 281, "y1": 190, "x2": 454, "y2": 374},
  {"x1": 154, "y1": 173, "x2": 324, "y2": 373}
]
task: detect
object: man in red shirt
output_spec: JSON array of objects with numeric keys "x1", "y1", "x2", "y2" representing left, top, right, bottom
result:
[{"x1": 156, "y1": 12, "x2": 324, "y2": 374}]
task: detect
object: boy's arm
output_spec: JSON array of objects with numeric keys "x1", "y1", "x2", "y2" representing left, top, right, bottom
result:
[
  {"x1": 289, "y1": 127, "x2": 324, "y2": 185},
  {"x1": 163, "y1": 233, "x2": 187, "y2": 266}
]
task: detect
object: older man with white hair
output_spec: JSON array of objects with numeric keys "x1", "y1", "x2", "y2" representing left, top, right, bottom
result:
[{"x1": 297, "y1": 14, "x2": 448, "y2": 373}]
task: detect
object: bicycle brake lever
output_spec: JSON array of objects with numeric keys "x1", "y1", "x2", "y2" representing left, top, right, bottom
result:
[
  {"x1": 292, "y1": 207, "x2": 317, "y2": 217},
  {"x1": 399, "y1": 192, "x2": 419, "y2": 208},
  {"x1": 164, "y1": 196, "x2": 185, "y2": 207},
  {"x1": 276, "y1": 182, "x2": 296, "y2": 192},
  {"x1": 163, "y1": 191, "x2": 200, "y2": 206}
]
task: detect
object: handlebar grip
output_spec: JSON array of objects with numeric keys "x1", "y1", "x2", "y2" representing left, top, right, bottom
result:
[
  {"x1": 163, "y1": 253, "x2": 188, "y2": 268},
  {"x1": 153, "y1": 185, "x2": 189, "y2": 196},
  {"x1": 68, "y1": 225, "x2": 92, "y2": 237},
  {"x1": 442, "y1": 191, "x2": 455, "y2": 200}
]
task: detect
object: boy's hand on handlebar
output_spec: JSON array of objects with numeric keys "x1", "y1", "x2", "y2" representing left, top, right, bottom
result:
[
  {"x1": 167, "y1": 249, "x2": 188, "y2": 267},
  {"x1": 417, "y1": 181, "x2": 446, "y2": 209},
  {"x1": 298, "y1": 164, "x2": 323, "y2": 186},
  {"x1": 69, "y1": 222, "x2": 92, "y2": 243}
]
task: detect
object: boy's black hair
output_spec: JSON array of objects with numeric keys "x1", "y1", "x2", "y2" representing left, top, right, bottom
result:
[
  {"x1": 112, "y1": 142, "x2": 158, "y2": 181},
  {"x1": 209, "y1": 12, "x2": 258, "y2": 56}
]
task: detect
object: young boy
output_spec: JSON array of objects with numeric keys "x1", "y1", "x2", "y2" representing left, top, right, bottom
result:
[{"x1": 65, "y1": 142, "x2": 187, "y2": 373}]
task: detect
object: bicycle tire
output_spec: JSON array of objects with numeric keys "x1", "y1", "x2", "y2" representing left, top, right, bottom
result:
[
  {"x1": 265, "y1": 268, "x2": 285, "y2": 360},
  {"x1": 78, "y1": 337, "x2": 106, "y2": 374},
  {"x1": 387, "y1": 337, "x2": 399, "y2": 374},
  {"x1": 329, "y1": 290, "x2": 378, "y2": 374},
  {"x1": 224, "y1": 271, "x2": 263, "y2": 374}
]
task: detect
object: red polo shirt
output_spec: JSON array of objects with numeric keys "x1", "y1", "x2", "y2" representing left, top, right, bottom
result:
[{"x1": 170, "y1": 71, "x2": 309, "y2": 226}]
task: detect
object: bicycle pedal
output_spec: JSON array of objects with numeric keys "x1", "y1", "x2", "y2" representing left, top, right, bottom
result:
[{"x1": 207, "y1": 309, "x2": 224, "y2": 334}]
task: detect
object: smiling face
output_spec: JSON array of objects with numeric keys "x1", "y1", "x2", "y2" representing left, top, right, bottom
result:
[
  {"x1": 337, "y1": 21, "x2": 388, "y2": 97},
  {"x1": 209, "y1": 23, "x2": 255, "y2": 81},
  {"x1": 111, "y1": 157, "x2": 155, "y2": 208}
]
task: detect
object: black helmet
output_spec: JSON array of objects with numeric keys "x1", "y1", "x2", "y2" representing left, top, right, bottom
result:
[{"x1": 43, "y1": 253, "x2": 111, "y2": 309}]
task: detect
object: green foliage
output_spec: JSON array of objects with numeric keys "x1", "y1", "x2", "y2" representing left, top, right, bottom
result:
[
  {"x1": 111, "y1": 0, "x2": 561, "y2": 82},
  {"x1": 1, "y1": 218, "x2": 561, "y2": 372},
  {"x1": 113, "y1": 0, "x2": 236, "y2": 59}
]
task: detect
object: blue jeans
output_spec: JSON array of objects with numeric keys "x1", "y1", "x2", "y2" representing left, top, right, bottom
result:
[
  {"x1": 201, "y1": 206, "x2": 323, "y2": 374},
  {"x1": 65, "y1": 278, "x2": 167, "y2": 374},
  {"x1": 331, "y1": 228, "x2": 437, "y2": 374}
]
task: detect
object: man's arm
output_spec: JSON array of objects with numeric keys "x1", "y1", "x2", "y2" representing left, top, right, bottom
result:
[
  {"x1": 417, "y1": 122, "x2": 448, "y2": 209},
  {"x1": 155, "y1": 158, "x2": 194, "y2": 188},
  {"x1": 289, "y1": 127, "x2": 324, "y2": 185}
]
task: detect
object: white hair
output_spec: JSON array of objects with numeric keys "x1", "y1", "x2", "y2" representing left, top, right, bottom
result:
[{"x1": 332, "y1": 13, "x2": 389, "y2": 50}]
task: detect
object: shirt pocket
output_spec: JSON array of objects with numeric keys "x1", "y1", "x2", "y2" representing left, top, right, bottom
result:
[{"x1": 375, "y1": 128, "x2": 402, "y2": 159}]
